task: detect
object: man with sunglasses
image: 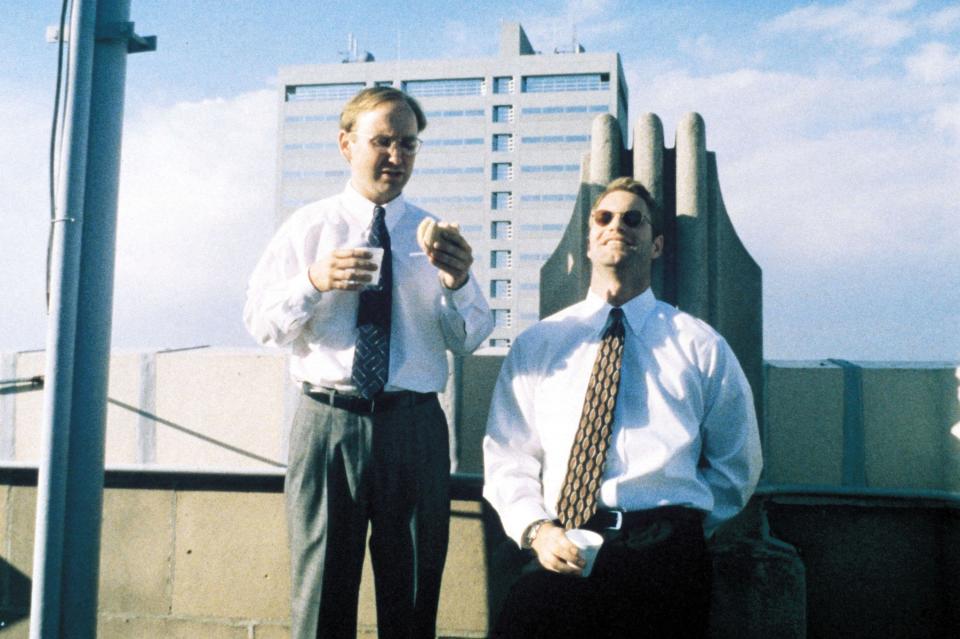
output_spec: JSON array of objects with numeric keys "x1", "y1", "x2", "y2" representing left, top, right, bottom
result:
[
  {"x1": 245, "y1": 86, "x2": 493, "y2": 639},
  {"x1": 483, "y1": 177, "x2": 762, "y2": 637}
]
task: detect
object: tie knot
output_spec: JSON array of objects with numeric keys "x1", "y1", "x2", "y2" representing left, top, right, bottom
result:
[
  {"x1": 605, "y1": 307, "x2": 625, "y2": 338},
  {"x1": 373, "y1": 205, "x2": 386, "y2": 220}
]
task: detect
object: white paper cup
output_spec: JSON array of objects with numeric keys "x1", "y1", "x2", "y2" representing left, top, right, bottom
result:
[
  {"x1": 565, "y1": 528, "x2": 604, "y2": 577},
  {"x1": 361, "y1": 247, "x2": 385, "y2": 289}
]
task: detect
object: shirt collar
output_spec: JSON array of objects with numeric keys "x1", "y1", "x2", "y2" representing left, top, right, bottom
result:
[
  {"x1": 341, "y1": 181, "x2": 406, "y2": 231},
  {"x1": 584, "y1": 287, "x2": 657, "y2": 337}
]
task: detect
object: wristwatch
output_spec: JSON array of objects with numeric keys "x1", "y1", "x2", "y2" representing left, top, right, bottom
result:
[{"x1": 521, "y1": 519, "x2": 552, "y2": 549}]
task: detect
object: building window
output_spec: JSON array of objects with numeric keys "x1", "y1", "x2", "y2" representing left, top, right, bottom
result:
[
  {"x1": 521, "y1": 73, "x2": 610, "y2": 93},
  {"x1": 493, "y1": 76, "x2": 514, "y2": 94},
  {"x1": 493, "y1": 105, "x2": 514, "y2": 123},
  {"x1": 402, "y1": 78, "x2": 485, "y2": 97},
  {"x1": 491, "y1": 250, "x2": 512, "y2": 269},
  {"x1": 491, "y1": 191, "x2": 512, "y2": 210},
  {"x1": 492, "y1": 133, "x2": 514, "y2": 152},
  {"x1": 493, "y1": 309, "x2": 512, "y2": 328},
  {"x1": 491, "y1": 221, "x2": 512, "y2": 240},
  {"x1": 422, "y1": 137, "x2": 484, "y2": 148},
  {"x1": 490, "y1": 279, "x2": 512, "y2": 299},
  {"x1": 285, "y1": 82, "x2": 365, "y2": 102},
  {"x1": 423, "y1": 109, "x2": 485, "y2": 118},
  {"x1": 521, "y1": 134, "x2": 590, "y2": 144},
  {"x1": 492, "y1": 162, "x2": 513, "y2": 181},
  {"x1": 521, "y1": 105, "x2": 608, "y2": 115}
]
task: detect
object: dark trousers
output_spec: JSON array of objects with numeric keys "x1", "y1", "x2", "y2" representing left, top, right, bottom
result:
[
  {"x1": 492, "y1": 509, "x2": 712, "y2": 639},
  {"x1": 285, "y1": 393, "x2": 451, "y2": 639}
]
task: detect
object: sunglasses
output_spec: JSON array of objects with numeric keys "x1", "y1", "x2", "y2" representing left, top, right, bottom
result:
[{"x1": 591, "y1": 209, "x2": 651, "y2": 228}]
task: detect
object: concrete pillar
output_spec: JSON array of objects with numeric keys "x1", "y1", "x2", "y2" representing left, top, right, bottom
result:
[
  {"x1": 674, "y1": 112, "x2": 709, "y2": 320},
  {"x1": 633, "y1": 113, "x2": 666, "y2": 299},
  {"x1": 589, "y1": 114, "x2": 621, "y2": 191},
  {"x1": 633, "y1": 113, "x2": 664, "y2": 207}
]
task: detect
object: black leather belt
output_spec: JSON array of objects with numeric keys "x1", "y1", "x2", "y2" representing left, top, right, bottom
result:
[
  {"x1": 582, "y1": 506, "x2": 704, "y2": 532},
  {"x1": 303, "y1": 384, "x2": 435, "y2": 415}
]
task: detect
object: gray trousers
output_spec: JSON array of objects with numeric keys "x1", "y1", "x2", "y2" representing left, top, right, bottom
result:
[{"x1": 285, "y1": 392, "x2": 451, "y2": 639}]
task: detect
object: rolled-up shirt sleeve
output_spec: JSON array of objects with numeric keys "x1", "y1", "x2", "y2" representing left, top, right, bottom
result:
[{"x1": 439, "y1": 275, "x2": 494, "y2": 355}]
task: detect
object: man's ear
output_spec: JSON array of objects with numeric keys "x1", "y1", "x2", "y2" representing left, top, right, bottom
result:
[
  {"x1": 338, "y1": 130, "x2": 352, "y2": 162},
  {"x1": 651, "y1": 234, "x2": 664, "y2": 260}
]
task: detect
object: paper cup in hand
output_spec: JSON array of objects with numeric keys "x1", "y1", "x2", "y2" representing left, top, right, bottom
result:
[
  {"x1": 565, "y1": 529, "x2": 604, "y2": 577},
  {"x1": 362, "y1": 247, "x2": 385, "y2": 290}
]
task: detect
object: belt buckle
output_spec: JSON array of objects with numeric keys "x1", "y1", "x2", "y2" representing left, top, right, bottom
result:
[{"x1": 608, "y1": 510, "x2": 623, "y2": 530}]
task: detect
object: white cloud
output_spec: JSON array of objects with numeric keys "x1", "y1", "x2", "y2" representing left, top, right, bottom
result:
[
  {"x1": 765, "y1": 0, "x2": 916, "y2": 49},
  {"x1": 0, "y1": 86, "x2": 52, "y2": 351},
  {"x1": 112, "y1": 89, "x2": 277, "y2": 348},
  {"x1": 905, "y1": 41, "x2": 960, "y2": 84},
  {"x1": 623, "y1": 57, "x2": 960, "y2": 359},
  {"x1": 934, "y1": 101, "x2": 960, "y2": 137},
  {"x1": 925, "y1": 5, "x2": 960, "y2": 33},
  {"x1": 517, "y1": 0, "x2": 627, "y2": 53}
]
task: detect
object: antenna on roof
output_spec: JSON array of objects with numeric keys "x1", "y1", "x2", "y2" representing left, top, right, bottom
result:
[{"x1": 340, "y1": 33, "x2": 375, "y2": 63}]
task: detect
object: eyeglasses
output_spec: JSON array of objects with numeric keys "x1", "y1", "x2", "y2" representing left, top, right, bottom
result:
[
  {"x1": 591, "y1": 209, "x2": 651, "y2": 228},
  {"x1": 352, "y1": 132, "x2": 422, "y2": 156}
]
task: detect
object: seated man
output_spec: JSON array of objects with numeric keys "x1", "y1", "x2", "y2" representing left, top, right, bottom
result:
[{"x1": 483, "y1": 177, "x2": 762, "y2": 638}]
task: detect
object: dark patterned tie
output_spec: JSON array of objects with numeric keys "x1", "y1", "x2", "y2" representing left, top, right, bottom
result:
[
  {"x1": 556, "y1": 307, "x2": 626, "y2": 529},
  {"x1": 351, "y1": 206, "x2": 392, "y2": 399}
]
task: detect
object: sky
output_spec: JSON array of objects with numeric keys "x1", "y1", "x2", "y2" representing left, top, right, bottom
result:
[{"x1": 1, "y1": 0, "x2": 958, "y2": 362}]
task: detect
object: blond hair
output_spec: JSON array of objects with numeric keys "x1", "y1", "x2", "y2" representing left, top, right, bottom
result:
[{"x1": 339, "y1": 86, "x2": 427, "y2": 133}]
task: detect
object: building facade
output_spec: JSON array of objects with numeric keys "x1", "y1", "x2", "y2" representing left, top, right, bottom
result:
[{"x1": 275, "y1": 23, "x2": 627, "y2": 347}]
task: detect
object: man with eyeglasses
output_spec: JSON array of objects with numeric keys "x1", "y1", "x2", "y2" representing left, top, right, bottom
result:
[
  {"x1": 483, "y1": 177, "x2": 762, "y2": 637},
  {"x1": 244, "y1": 86, "x2": 493, "y2": 639}
]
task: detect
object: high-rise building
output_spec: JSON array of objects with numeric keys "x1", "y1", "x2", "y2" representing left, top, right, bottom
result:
[{"x1": 276, "y1": 23, "x2": 627, "y2": 347}]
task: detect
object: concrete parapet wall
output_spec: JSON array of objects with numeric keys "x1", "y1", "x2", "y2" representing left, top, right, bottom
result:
[
  {"x1": 0, "y1": 477, "x2": 488, "y2": 638},
  {"x1": 764, "y1": 360, "x2": 960, "y2": 492}
]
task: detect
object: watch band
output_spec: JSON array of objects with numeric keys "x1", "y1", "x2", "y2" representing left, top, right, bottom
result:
[{"x1": 521, "y1": 518, "x2": 551, "y2": 549}]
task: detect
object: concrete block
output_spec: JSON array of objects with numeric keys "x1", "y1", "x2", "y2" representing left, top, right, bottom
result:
[
  {"x1": 437, "y1": 501, "x2": 488, "y2": 635},
  {"x1": 98, "y1": 489, "x2": 173, "y2": 614},
  {"x1": 0, "y1": 617, "x2": 29, "y2": 638},
  {"x1": 98, "y1": 616, "x2": 249, "y2": 639},
  {"x1": 861, "y1": 365, "x2": 960, "y2": 490},
  {"x1": 1, "y1": 486, "x2": 7, "y2": 555},
  {"x1": 764, "y1": 363, "x2": 844, "y2": 485},
  {"x1": 172, "y1": 491, "x2": 289, "y2": 619},
  {"x1": 12, "y1": 352, "x2": 45, "y2": 464},
  {"x1": 154, "y1": 350, "x2": 287, "y2": 470},
  {"x1": 251, "y1": 622, "x2": 290, "y2": 638},
  {"x1": 7, "y1": 487, "x2": 35, "y2": 611}
]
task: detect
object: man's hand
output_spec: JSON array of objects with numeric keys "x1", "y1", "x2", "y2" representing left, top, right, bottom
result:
[
  {"x1": 308, "y1": 248, "x2": 378, "y2": 293},
  {"x1": 425, "y1": 224, "x2": 473, "y2": 290},
  {"x1": 530, "y1": 522, "x2": 585, "y2": 575}
]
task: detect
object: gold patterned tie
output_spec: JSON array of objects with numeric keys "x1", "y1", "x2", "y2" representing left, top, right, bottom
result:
[{"x1": 556, "y1": 307, "x2": 626, "y2": 529}]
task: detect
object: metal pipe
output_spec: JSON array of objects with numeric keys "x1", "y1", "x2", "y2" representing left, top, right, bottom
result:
[
  {"x1": 30, "y1": 0, "x2": 141, "y2": 636},
  {"x1": 30, "y1": 0, "x2": 98, "y2": 635}
]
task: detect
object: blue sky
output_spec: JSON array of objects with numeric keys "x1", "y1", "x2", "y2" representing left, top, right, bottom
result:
[{"x1": 2, "y1": 0, "x2": 959, "y2": 361}]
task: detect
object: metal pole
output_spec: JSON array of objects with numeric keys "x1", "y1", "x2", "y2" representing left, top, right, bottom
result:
[
  {"x1": 30, "y1": 0, "x2": 151, "y2": 636},
  {"x1": 31, "y1": 0, "x2": 98, "y2": 635}
]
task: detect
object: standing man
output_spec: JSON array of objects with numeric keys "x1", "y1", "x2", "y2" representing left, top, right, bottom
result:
[
  {"x1": 483, "y1": 177, "x2": 762, "y2": 637},
  {"x1": 245, "y1": 87, "x2": 493, "y2": 639}
]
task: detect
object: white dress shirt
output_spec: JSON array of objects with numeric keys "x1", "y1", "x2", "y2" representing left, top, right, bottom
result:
[
  {"x1": 483, "y1": 288, "x2": 762, "y2": 543},
  {"x1": 244, "y1": 183, "x2": 494, "y2": 393}
]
